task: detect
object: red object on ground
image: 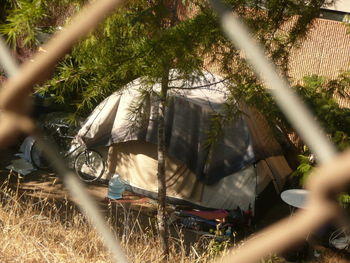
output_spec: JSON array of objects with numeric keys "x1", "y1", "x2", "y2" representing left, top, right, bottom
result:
[{"x1": 183, "y1": 209, "x2": 229, "y2": 220}]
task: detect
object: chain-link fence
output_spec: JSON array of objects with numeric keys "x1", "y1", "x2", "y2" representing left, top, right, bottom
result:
[
  {"x1": 0, "y1": 0, "x2": 349, "y2": 262},
  {"x1": 210, "y1": 1, "x2": 350, "y2": 262}
]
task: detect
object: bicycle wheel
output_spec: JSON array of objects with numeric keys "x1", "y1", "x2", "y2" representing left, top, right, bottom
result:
[
  {"x1": 30, "y1": 141, "x2": 51, "y2": 170},
  {"x1": 74, "y1": 149, "x2": 105, "y2": 183}
]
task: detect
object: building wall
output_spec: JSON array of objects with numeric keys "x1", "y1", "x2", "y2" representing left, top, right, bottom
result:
[
  {"x1": 204, "y1": 16, "x2": 350, "y2": 108},
  {"x1": 288, "y1": 18, "x2": 350, "y2": 107},
  {"x1": 289, "y1": 18, "x2": 350, "y2": 81}
]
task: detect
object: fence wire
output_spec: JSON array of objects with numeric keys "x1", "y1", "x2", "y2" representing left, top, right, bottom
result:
[
  {"x1": 0, "y1": 36, "x2": 19, "y2": 78},
  {"x1": 0, "y1": 1, "x2": 349, "y2": 263},
  {"x1": 0, "y1": 1, "x2": 127, "y2": 263},
  {"x1": 209, "y1": 0, "x2": 350, "y2": 262}
]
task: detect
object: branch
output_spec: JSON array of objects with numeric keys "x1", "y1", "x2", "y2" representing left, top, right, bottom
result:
[{"x1": 169, "y1": 78, "x2": 228, "y2": 90}]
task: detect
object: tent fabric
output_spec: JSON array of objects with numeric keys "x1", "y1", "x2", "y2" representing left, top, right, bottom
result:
[
  {"x1": 77, "y1": 71, "x2": 283, "y2": 184},
  {"x1": 77, "y1": 70, "x2": 293, "y2": 210},
  {"x1": 106, "y1": 140, "x2": 291, "y2": 211},
  {"x1": 107, "y1": 141, "x2": 203, "y2": 203}
]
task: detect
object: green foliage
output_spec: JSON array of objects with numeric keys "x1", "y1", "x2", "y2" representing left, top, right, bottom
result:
[
  {"x1": 206, "y1": 0, "x2": 330, "y2": 141},
  {"x1": 0, "y1": 0, "x2": 333, "y2": 119},
  {"x1": 292, "y1": 73, "x2": 350, "y2": 203},
  {"x1": 205, "y1": 225, "x2": 236, "y2": 259},
  {"x1": 259, "y1": 254, "x2": 280, "y2": 263},
  {"x1": 0, "y1": 0, "x2": 10, "y2": 22},
  {"x1": 344, "y1": 14, "x2": 350, "y2": 33},
  {"x1": 36, "y1": 1, "x2": 223, "y2": 115},
  {"x1": 34, "y1": 0, "x2": 329, "y2": 121},
  {"x1": 339, "y1": 194, "x2": 350, "y2": 207},
  {"x1": 0, "y1": 0, "x2": 47, "y2": 47},
  {"x1": 204, "y1": 95, "x2": 242, "y2": 159},
  {"x1": 207, "y1": 239, "x2": 232, "y2": 257},
  {"x1": 332, "y1": 131, "x2": 350, "y2": 151},
  {"x1": 296, "y1": 74, "x2": 350, "y2": 144},
  {"x1": 2, "y1": 0, "x2": 341, "y2": 144},
  {"x1": 0, "y1": 0, "x2": 86, "y2": 48},
  {"x1": 291, "y1": 153, "x2": 313, "y2": 185}
]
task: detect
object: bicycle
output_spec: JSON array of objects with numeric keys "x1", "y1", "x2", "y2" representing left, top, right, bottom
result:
[{"x1": 30, "y1": 122, "x2": 105, "y2": 183}]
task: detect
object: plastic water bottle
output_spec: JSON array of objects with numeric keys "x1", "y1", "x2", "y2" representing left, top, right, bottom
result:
[{"x1": 107, "y1": 174, "x2": 125, "y2": 200}]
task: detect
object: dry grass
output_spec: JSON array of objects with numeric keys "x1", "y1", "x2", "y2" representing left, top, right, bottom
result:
[
  {"x1": 309, "y1": 249, "x2": 350, "y2": 263},
  {"x1": 0, "y1": 176, "x2": 217, "y2": 263},
  {"x1": 0, "y1": 182, "x2": 108, "y2": 262},
  {"x1": 0, "y1": 175, "x2": 348, "y2": 263}
]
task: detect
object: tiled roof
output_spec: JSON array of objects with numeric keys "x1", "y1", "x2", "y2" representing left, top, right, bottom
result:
[
  {"x1": 288, "y1": 18, "x2": 350, "y2": 107},
  {"x1": 289, "y1": 18, "x2": 350, "y2": 80},
  {"x1": 205, "y1": 17, "x2": 350, "y2": 108}
]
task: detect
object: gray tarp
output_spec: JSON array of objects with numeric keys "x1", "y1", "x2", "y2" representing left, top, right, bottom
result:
[{"x1": 77, "y1": 71, "x2": 282, "y2": 184}]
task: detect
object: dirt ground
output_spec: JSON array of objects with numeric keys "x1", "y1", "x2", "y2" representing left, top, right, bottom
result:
[
  {"x1": 0, "y1": 145, "x2": 163, "y2": 221},
  {"x1": 0, "y1": 146, "x2": 105, "y2": 201}
]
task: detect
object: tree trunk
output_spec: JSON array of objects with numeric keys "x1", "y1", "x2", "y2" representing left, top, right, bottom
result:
[
  {"x1": 156, "y1": 1, "x2": 179, "y2": 259},
  {"x1": 157, "y1": 69, "x2": 170, "y2": 259}
]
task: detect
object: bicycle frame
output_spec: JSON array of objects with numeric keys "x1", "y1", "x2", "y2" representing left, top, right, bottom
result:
[{"x1": 63, "y1": 143, "x2": 83, "y2": 159}]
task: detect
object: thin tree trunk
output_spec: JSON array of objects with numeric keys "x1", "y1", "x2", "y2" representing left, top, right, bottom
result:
[
  {"x1": 157, "y1": 69, "x2": 170, "y2": 259},
  {"x1": 156, "y1": 0, "x2": 178, "y2": 259}
]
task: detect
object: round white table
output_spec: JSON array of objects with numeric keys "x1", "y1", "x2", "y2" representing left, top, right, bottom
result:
[{"x1": 281, "y1": 189, "x2": 309, "y2": 209}]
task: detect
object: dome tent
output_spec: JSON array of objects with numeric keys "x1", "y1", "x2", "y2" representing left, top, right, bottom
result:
[{"x1": 77, "y1": 70, "x2": 292, "y2": 212}]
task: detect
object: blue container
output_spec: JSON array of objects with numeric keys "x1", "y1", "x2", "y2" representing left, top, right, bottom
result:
[{"x1": 107, "y1": 174, "x2": 125, "y2": 200}]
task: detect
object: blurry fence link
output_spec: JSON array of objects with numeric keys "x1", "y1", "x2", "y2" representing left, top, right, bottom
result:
[
  {"x1": 0, "y1": 0, "x2": 349, "y2": 263},
  {"x1": 0, "y1": 0, "x2": 128, "y2": 262},
  {"x1": 0, "y1": 36, "x2": 19, "y2": 78},
  {"x1": 209, "y1": 0, "x2": 337, "y2": 163},
  {"x1": 209, "y1": 0, "x2": 350, "y2": 262}
]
